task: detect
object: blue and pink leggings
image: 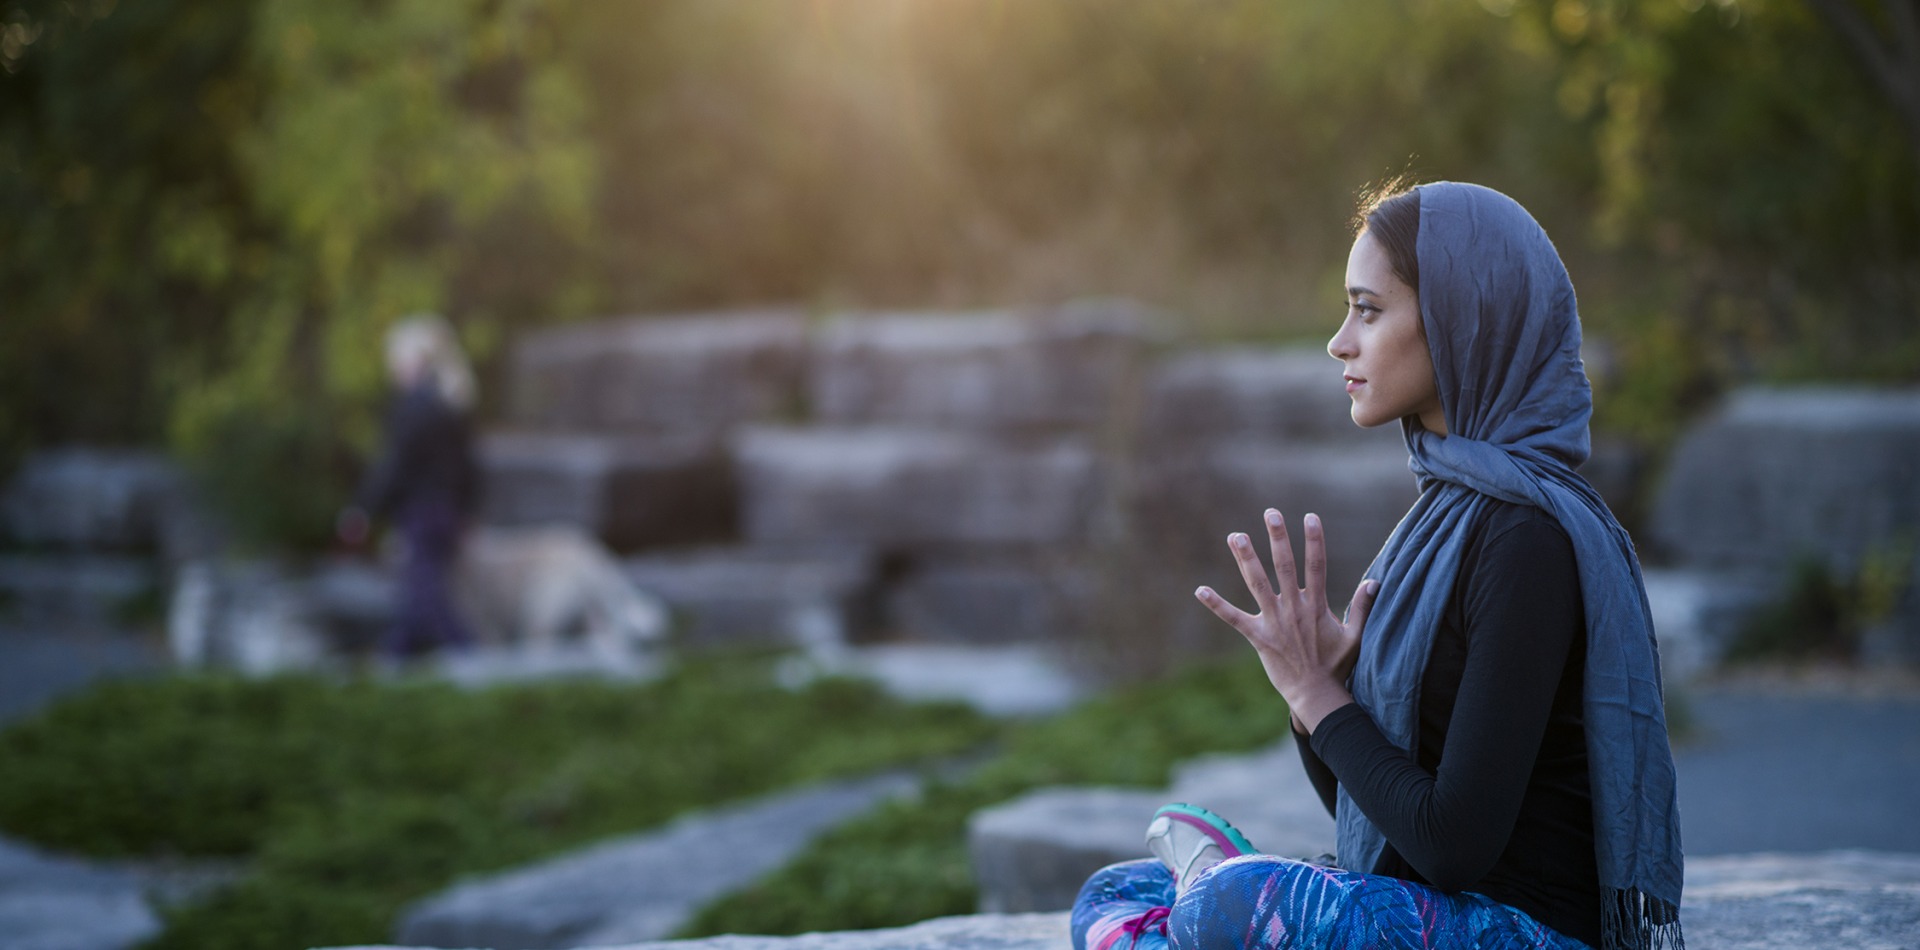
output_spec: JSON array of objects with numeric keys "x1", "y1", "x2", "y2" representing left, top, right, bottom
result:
[{"x1": 1072, "y1": 856, "x2": 1591, "y2": 950}]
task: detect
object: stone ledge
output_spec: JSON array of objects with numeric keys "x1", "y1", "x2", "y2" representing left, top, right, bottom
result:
[
  {"x1": 328, "y1": 851, "x2": 1920, "y2": 950},
  {"x1": 341, "y1": 912, "x2": 1068, "y2": 950}
]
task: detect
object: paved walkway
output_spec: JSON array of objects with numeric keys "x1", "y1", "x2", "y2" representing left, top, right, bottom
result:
[{"x1": 1673, "y1": 678, "x2": 1920, "y2": 855}]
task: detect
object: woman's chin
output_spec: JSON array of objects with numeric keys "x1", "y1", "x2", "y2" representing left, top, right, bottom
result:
[{"x1": 1349, "y1": 406, "x2": 1390, "y2": 429}]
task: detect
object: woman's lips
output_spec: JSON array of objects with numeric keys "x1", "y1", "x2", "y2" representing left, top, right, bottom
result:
[{"x1": 1345, "y1": 376, "x2": 1365, "y2": 394}]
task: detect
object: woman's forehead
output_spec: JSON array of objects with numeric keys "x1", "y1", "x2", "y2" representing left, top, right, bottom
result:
[{"x1": 1346, "y1": 232, "x2": 1408, "y2": 296}]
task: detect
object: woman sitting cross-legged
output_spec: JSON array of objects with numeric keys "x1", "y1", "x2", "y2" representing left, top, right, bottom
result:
[{"x1": 1070, "y1": 182, "x2": 1685, "y2": 950}]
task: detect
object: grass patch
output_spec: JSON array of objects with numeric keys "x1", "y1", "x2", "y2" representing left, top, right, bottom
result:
[
  {"x1": 677, "y1": 659, "x2": 1291, "y2": 936},
  {"x1": 0, "y1": 661, "x2": 996, "y2": 950}
]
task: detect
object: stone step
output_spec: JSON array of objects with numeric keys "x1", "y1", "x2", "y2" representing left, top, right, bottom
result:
[
  {"x1": 478, "y1": 432, "x2": 736, "y2": 551},
  {"x1": 330, "y1": 852, "x2": 1920, "y2": 950},
  {"x1": 733, "y1": 427, "x2": 1100, "y2": 550},
  {"x1": 808, "y1": 301, "x2": 1162, "y2": 432},
  {"x1": 623, "y1": 545, "x2": 877, "y2": 652},
  {"x1": 1649, "y1": 386, "x2": 1920, "y2": 665},
  {"x1": 1140, "y1": 346, "x2": 1368, "y2": 446},
  {"x1": 966, "y1": 739, "x2": 1333, "y2": 914},
  {"x1": 782, "y1": 643, "x2": 1086, "y2": 718},
  {"x1": 508, "y1": 310, "x2": 808, "y2": 436},
  {"x1": 0, "y1": 449, "x2": 185, "y2": 553}
]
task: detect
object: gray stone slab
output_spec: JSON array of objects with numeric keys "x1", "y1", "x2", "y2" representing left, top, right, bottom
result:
[
  {"x1": 330, "y1": 855, "x2": 1920, "y2": 950},
  {"x1": 0, "y1": 836, "x2": 160, "y2": 950},
  {"x1": 809, "y1": 302, "x2": 1161, "y2": 432},
  {"x1": 1140, "y1": 439, "x2": 1418, "y2": 604},
  {"x1": 884, "y1": 558, "x2": 1086, "y2": 645},
  {"x1": 734, "y1": 428, "x2": 1100, "y2": 550},
  {"x1": 166, "y1": 560, "x2": 333, "y2": 675},
  {"x1": 1141, "y1": 346, "x2": 1365, "y2": 445},
  {"x1": 478, "y1": 432, "x2": 735, "y2": 551},
  {"x1": 1650, "y1": 387, "x2": 1920, "y2": 577},
  {"x1": 1640, "y1": 569, "x2": 1778, "y2": 683},
  {"x1": 509, "y1": 311, "x2": 808, "y2": 436},
  {"x1": 1651, "y1": 386, "x2": 1920, "y2": 665},
  {"x1": 785, "y1": 643, "x2": 1086, "y2": 718},
  {"x1": 0, "y1": 448, "x2": 184, "y2": 552},
  {"x1": 1681, "y1": 850, "x2": 1920, "y2": 950},
  {"x1": 623, "y1": 545, "x2": 877, "y2": 651},
  {"x1": 395, "y1": 772, "x2": 922, "y2": 949},
  {"x1": 347, "y1": 912, "x2": 1071, "y2": 950},
  {"x1": 967, "y1": 787, "x2": 1166, "y2": 914},
  {"x1": 0, "y1": 555, "x2": 156, "y2": 623},
  {"x1": 968, "y1": 740, "x2": 1333, "y2": 913}
]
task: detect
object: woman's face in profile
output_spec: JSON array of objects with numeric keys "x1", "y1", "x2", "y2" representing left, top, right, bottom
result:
[{"x1": 1328, "y1": 231, "x2": 1444, "y2": 433}]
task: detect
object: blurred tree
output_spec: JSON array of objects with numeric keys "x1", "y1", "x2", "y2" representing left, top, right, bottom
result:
[
  {"x1": 2, "y1": 0, "x2": 602, "y2": 547},
  {"x1": 3, "y1": 0, "x2": 1913, "y2": 548},
  {"x1": 1803, "y1": 0, "x2": 1920, "y2": 160}
]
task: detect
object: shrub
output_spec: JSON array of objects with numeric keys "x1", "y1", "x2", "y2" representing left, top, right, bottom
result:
[
  {"x1": 0, "y1": 663, "x2": 996, "y2": 949},
  {"x1": 678, "y1": 658, "x2": 1290, "y2": 936}
]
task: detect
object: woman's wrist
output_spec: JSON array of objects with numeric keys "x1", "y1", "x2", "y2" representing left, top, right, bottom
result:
[{"x1": 1287, "y1": 681, "x2": 1354, "y2": 735}]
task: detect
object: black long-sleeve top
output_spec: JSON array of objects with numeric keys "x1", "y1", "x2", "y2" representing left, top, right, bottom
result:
[
  {"x1": 355, "y1": 383, "x2": 479, "y2": 520},
  {"x1": 1294, "y1": 500, "x2": 1601, "y2": 948}
]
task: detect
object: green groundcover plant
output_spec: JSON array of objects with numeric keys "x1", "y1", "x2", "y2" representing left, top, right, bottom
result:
[
  {"x1": 678, "y1": 659, "x2": 1291, "y2": 936},
  {"x1": 0, "y1": 661, "x2": 997, "y2": 949}
]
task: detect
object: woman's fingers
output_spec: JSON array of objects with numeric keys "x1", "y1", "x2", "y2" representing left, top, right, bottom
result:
[
  {"x1": 1303, "y1": 513, "x2": 1329, "y2": 612},
  {"x1": 1194, "y1": 585, "x2": 1256, "y2": 638},
  {"x1": 1264, "y1": 509, "x2": 1298, "y2": 593},
  {"x1": 1228, "y1": 532, "x2": 1279, "y2": 614},
  {"x1": 1346, "y1": 577, "x2": 1380, "y2": 634}
]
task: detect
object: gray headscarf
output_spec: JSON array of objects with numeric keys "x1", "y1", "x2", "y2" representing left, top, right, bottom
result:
[{"x1": 1337, "y1": 182, "x2": 1684, "y2": 950}]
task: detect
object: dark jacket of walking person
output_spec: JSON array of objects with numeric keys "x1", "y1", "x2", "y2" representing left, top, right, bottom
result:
[{"x1": 339, "y1": 314, "x2": 480, "y2": 660}]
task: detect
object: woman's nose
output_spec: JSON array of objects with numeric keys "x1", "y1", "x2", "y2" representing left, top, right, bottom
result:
[{"x1": 1328, "y1": 318, "x2": 1357, "y2": 360}]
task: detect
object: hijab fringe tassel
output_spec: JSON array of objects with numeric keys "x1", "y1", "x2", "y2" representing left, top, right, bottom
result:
[{"x1": 1603, "y1": 886, "x2": 1685, "y2": 950}]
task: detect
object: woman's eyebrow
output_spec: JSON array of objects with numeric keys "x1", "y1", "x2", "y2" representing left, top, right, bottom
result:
[{"x1": 1347, "y1": 284, "x2": 1379, "y2": 298}]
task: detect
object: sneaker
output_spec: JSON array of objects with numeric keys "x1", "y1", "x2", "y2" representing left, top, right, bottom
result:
[{"x1": 1145, "y1": 802, "x2": 1257, "y2": 894}]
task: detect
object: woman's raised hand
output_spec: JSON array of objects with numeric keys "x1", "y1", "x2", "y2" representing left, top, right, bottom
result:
[{"x1": 1195, "y1": 509, "x2": 1378, "y2": 733}]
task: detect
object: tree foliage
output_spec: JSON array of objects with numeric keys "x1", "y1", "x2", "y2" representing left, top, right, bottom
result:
[{"x1": 3, "y1": 0, "x2": 1914, "y2": 547}]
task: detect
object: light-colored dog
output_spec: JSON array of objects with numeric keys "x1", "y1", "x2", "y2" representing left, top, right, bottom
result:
[
  {"x1": 454, "y1": 525, "x2": 669, "y2": 660},
  {"x1": 169, "y1": 525, "x2": 669, "y2": 673}
]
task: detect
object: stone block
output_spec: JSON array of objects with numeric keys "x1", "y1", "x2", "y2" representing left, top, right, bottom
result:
[
  {"x1": 1651, "y1": 387, "x2": 1920, "y2": 576},
  {"x1": 308, "y1": 844, "x2": 1920, "y2": 950},
  {"x1": 0, "y1": 555, "x2": 156, "y2": 623},
  {"x1": 809, "y1": 301, "x2": 1162, "y2": 431},
  {"x1": 968, "y1": 740, "x2": 1334, "y2": 914},
  {"x1": 0, "y1": 448, "x2": 185, "y2": 552},
  {"x1": 967, "y1": 787, "x2": 1166, "y2": 913},
  {"x1": 1679, "y1": 850, "x2": 1920, "y2": 950},
  {"x1": 509, "y1": 310, "x2": 807, "y2": 435},
  {"x1": 1135, "y1": 440, "x2": 1418, "y2": 603},
  {"x1": 478, "y1": 432, "x2": 736, "y2": 551},
  {"x1": 1141, "y1": 346, "x2": 1362, "y2": 446},
  {"x1": 0, "y1": 835, "x2": 162, "y2": 950},
  {"x1": 734, "y1": 428, "x2": 1100, "y2": 549},
  {"x1": 357, "y1": 913, "x2": 1071, "y2": 950},
  {"x1": 1640, "y1": 569, "x2": 1778, "y2": 682},
  {"x1": 787, "y1": 643, "x2": 1086, "y2": 717},
  {"x1": 300, "y1": 558, "x2": 396, "y2": 654},
  {"x1": 623, "y1": 545, "x2": 877, "y2": 651},
  {"x1": 885, "y1": 557, "x2": 1088, "y2": 645},
  {"x1": 166, "y1": 561, "x2": 332, "y2": 676}
]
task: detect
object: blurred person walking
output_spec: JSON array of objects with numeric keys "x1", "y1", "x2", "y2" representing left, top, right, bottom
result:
[{"x1": 338, "y1": 314, "x2": 481, "y2": 662}]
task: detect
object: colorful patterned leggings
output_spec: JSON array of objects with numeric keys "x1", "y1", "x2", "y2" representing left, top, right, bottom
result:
[{"x1": 1072, "y1": 857, "x2": 1592, "y2": 950}]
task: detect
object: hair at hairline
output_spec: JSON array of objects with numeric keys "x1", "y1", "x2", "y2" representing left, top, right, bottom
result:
[{"x1": 1353, "y1": 179, "x2": 1422, "y2": 294}]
